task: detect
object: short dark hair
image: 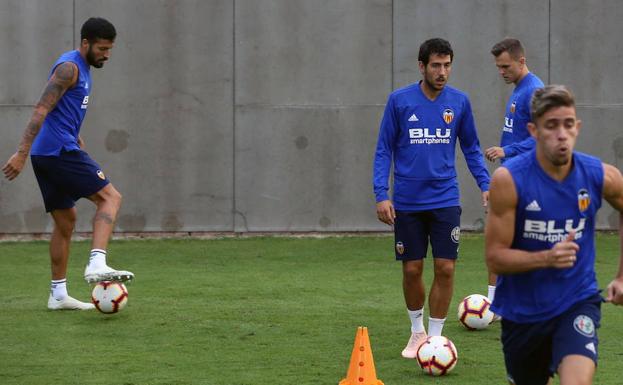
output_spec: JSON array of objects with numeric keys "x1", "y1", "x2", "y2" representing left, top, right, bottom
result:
[
  {"x1": 491, "y1": 38, "x2": 525, "y2": 60},
  {"x1": 418, "y1": 38, "x2": 453, "y2": 66},
  {"x1": 530, "y1": 85, "x2": 575, "y2": 121},
  {"x1": 80, "y1": 17, "x2": 116, "y2": 42}
]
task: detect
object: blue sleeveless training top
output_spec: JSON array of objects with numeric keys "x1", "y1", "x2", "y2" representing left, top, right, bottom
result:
[
  {"x1": 31, "y1": 50, "x2": 91, "y2": 156},
  {"x1": 491, "y1": 150, "x2": 603, "y2": 323}
]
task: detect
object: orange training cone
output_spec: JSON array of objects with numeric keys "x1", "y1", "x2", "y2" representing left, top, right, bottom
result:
[{"x1": 339, "y1": 327, "x2": 384, "y2": 385}]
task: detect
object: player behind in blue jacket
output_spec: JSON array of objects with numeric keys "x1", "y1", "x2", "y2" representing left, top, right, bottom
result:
[
  {"x1": 373, "y1": 38, "x2": 490, "y2": 358},
  {"x1": 2, "y1": 18, "x2": 134, "y2": 310},
  {"x1": 484, "y1": 37, "x2": 544, "y2": 316},
  {"x1": 485, "y1": 85, "x2": 623, "y2": 385}
]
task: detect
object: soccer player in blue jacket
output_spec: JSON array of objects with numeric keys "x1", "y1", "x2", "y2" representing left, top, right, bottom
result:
[
  {"x1": 2, "y1": 18, "x2": 133, "y2": 310},
  {"x1": 484, "y1": 38, "x2": 545, "y2": 316},
  {"x1": 373, "y1": 38, "x2": 490, "y2": 358},
  {"x1": 486, "y1": 85, "x2": 623, "y2": 385}
]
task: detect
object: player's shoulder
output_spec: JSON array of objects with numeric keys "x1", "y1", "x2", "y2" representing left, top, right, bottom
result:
[
  {"x1": 519, "y1": 73, "x2": 544, "y2": 93},
  {"x1": 389, "y1": 82, "x2": 421, "y2": 99},
  {"x1": 573, "y1": 151, "x2": 604, "y2": 171},
  {"x1": 51, "y1": 50, "x2": 82, "y2": 76},
  {"x1": 443, "y1": 85, "x2": 470, "y2": 100},
  {"x1": 55, "y1": 49, "x2": 81, "y2": 63},
  {"x1": 503, "y1": 150, "x2": 534, "y2": 174},
  {"x1": 526, "y1": 72, "x2": 544, "y2": 86}
]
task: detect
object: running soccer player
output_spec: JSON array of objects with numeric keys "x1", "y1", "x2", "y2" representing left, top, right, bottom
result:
[
  {"x1": 485, "y1": 85, "x2": 623, "y2": 385},
  {"x1": 2, "y1": 17, "x2": 134, "y2": 310},
  {"x1": 484, "y1": 38, "x2": 544, "y2": 314},
  {"x1": 373, "y1": 38, "x2": 490, "y2": 358}
]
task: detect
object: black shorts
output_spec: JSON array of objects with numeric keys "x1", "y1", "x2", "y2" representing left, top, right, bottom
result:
[
  {"x1": 393, "y1": 206, "x2": 461, "y2": 260},
  {"x1": 501, "y1": 293, "x2": 602, "y2": 385},
  {"x1": 31, "y1": 150, "x2": 110, "y2": 212}
]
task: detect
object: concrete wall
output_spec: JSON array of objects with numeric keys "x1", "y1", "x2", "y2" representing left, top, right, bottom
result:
[{"x1": 1, "y1": 0, "x2": 621, "y2": 233}]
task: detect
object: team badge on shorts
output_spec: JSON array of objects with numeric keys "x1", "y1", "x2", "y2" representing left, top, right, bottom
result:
[
  {"x1": 451, "y1": 226, "x2": 460, "y2": 243},
  {"x1": 578, "y1": 188, "x2": 590, "y2": 212},
  {"x1": 442, "y1": 108, "x2": 454, "y2": 124},
  {"x1": 97, "y1": 170, "x2": 106, "y2": 180},
  {"x1": 573, "y1": 314, "x2": 595, "y2": 337},
  {"x1": 396, "y1": 241, "x2": 405, "y2": 255}
]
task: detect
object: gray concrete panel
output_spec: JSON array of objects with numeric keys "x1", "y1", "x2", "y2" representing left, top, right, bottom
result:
[
  {"x1": 73, "y1": 0, "x2": 234, "y2": 232},
  {"x1": 393, "y1": 0, "x2": 549, "y2": 158},
  {"x1": 550, "y1": 0, "x2": 623, "y2": 104},
  {"x1": 0, "y1": 0, "x2": 74, "y2": 105},
  {"x1": 0, "y1": 106, "x2": 50, "y2": 232},
  {"x1": 3, "y1": 0, "x2": 623, "y2": 234},
  {"x1": 392, "y1": 0, "x2": 550, "y2": 229},
  {"x1": 235, "y1": 0, "x2": 392, "y2": 106},
  {"x1": 235, "y1": 105, "x2": 384, "y2": 231}
]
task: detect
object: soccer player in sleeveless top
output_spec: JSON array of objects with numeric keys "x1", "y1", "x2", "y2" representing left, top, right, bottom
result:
[
  {"x1": 485, "y1": 85, "x2": 623, "y2": 384},
  {"x1": 373, "y1": 38, "x2": 490, "y2": 358},
  {"x1": 2, "y1": 18, "x2": 134, "y2": 310},
  {"x1": 484, "y1": 38, "x2": 545, "y2": 319}
]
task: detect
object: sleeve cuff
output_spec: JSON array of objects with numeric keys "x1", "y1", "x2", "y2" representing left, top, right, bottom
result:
[
  {"x1": 502, "y1": 146, "x2": 515, "y2": 158},
  {"x1": 375, "y1": 192, "x2": 389, "y2": 202}
]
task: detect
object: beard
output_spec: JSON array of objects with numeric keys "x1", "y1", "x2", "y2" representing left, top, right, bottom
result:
[
  {"x1": 424, "y1": 75, "x2": 446, "y2": 91},
  {"x1": 551, "y1": 155, "x2": 571, "y2": 167},
  {"x1": 86, "y1": 47, "x2": 106, "y2": 68}
]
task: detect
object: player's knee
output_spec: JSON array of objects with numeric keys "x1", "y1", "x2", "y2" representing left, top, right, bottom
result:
[
  {"x1": 101, "y1": 186, "x2": 122, "y2": 208},
  {"x1": 110, "y1": 189, "x2": 122, "y2": 207},
  {"x1": 433, "y1": 260, "x2": 455, "y2": 280},
  {"x1": 402, "y1": 261, "x2": 423, "y2": 280},
  {"x1": 53, "y1": 212, "x2": 76, "y2": 236}
]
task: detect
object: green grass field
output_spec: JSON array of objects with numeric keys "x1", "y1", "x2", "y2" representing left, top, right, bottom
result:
[{"x1": 1, "y1": 234, "x2": 622, "y2": 385}]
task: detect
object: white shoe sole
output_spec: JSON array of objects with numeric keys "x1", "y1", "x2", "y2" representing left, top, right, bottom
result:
[
  {"x1": 85, "y1": 271, "x2": 134, "y2": 283},
  {"x1": 48, "y1": 296, "x2": 95, "y2": 310}
]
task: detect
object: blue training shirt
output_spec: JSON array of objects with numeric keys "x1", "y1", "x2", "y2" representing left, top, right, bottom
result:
[
  {"x1": 499, "y1": 72, "x2": 544, "y2": 161},
  {"x1": 373, "y1": 81, "x2": 490, "y2": 211},
  {"x1": 31, "y1": 50, "x2": 91, "y2": 156},
  {"x1": 491, "y1": 150, "x2": 604, "y2": 323}
]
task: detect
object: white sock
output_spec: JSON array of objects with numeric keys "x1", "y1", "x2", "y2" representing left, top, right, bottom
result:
[
  {"x1": 51, "y1": 279, "x2": 67, "y2": 300},
  {"x1": 89, "y1": 249, "x2": 107, "y2": 268},
  {"x1": 488, "y1": 285, "x2": 497, "y2": 302},
  {"x1": 408, "y1": 308, "x2": 426, "y2": 333},
  {"x1": 428, "y1": 317, "x2": 446, "y2": 336}
]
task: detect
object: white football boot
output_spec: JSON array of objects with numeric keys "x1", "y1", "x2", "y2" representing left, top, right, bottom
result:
[
  {"x1": 401, "y1": 331, "x2": 428, "y2": 359},
  {"x1": 47, "y1": 294, "x2": 95, "y2": 310},
  {"x1": 84, "y1": 264, "x2": 134, "y2": 283}
]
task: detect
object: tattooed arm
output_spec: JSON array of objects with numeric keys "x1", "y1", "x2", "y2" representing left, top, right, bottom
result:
[{"x1": 2, "y1": 62, "x2": 78, "y2": 180}]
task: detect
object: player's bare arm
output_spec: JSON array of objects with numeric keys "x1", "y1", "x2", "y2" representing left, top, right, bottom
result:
[
  {"x1": 485, "y1": 167, "x2": 578, "y2": 274},
  {"x1": 602, "y1": 163, "x2": 623, "y2": 305},
  {"x1": 2, "y1": 62, "x2": 78, "y2": 180}
]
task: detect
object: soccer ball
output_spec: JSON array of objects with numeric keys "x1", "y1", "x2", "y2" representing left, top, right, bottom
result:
[
  {"x1": 416, "y1": 335, "x2": 458, "y2": 376},
  {"x1": 91, "y1": 281, "x2": 128, "y2": 314},
  {"x1": 457, "y1": 294, "x2": 494, "y2": 330}
]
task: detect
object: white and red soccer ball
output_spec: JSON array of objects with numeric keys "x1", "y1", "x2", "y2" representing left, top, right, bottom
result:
[
  {"x1": 457, "y1": 294, "x2": 494, "y2": 330},
  {"x1": 91, "y1": 281, "x2": 128, "y2": 314},
  {"x1": 416, "y1": 335, "x2": 458, "y2": 376}
]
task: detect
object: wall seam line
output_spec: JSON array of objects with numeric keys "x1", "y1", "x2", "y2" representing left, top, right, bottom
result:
[
  {"x1": 548, "y1": 0, "x2": 551, "y2": 83},
  {"x1": 232, "y1": 0, "x2": 237, "y2": 232}
]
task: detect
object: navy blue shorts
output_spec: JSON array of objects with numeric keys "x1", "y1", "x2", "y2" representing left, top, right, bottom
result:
[
  {"x1": 393, "y1": 206, "x2": 461, "y2": 260},
  {"x1": 501, "y1": 293, "x2": 602, "y2": 385},
  {"x1": 31, "y1": 150, "x2": 110, "y2": 212}
]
